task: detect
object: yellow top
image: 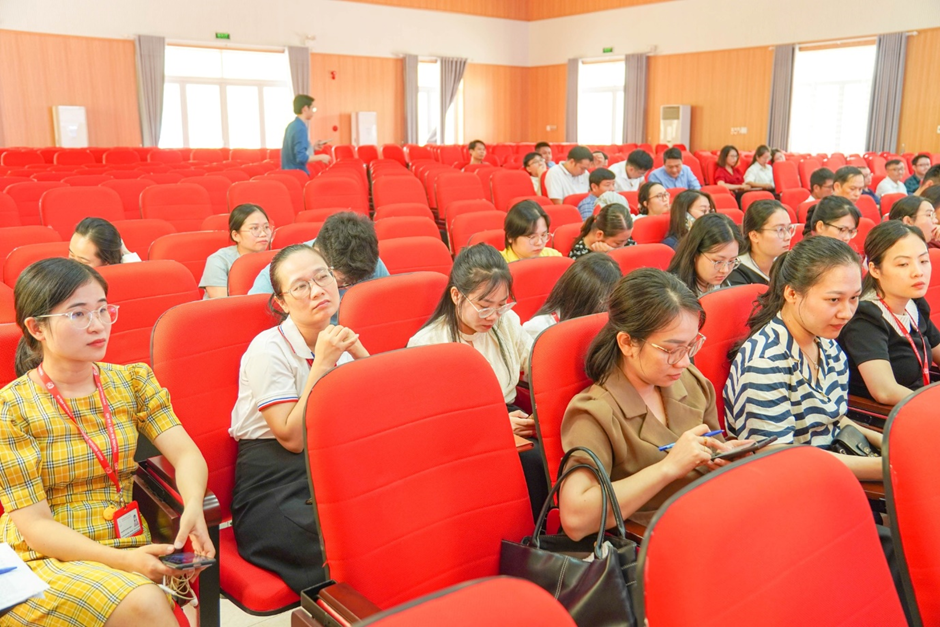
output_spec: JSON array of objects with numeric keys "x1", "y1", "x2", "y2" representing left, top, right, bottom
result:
[{"x1": 500, "y1": 247, "x2": 563, "y2": 263}]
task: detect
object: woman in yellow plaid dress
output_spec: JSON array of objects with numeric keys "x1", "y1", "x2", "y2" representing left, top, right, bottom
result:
[{"x1": 0, "y1": 258, "x2": 214, "y2": 626}]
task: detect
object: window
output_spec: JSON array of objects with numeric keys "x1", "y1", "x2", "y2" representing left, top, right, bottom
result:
[
  {"x1": 788, "y1": 44, "x2": 877, "y2": 155},
  {"x1": 417, "y1": 59, "x2": 441, "y2": 144},
  {"x1": 578, "y1": 60, "x2": 625, "y2": 145},
  {"x1": 159, "y1": 45, "x2": 295, "y2": 149}
]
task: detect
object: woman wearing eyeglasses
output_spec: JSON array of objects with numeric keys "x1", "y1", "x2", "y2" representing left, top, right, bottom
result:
[
  {"x1": 662, "y1": 190, "x2": 715, "y2": 249},
  {"x1": 200, "y1": 204, "x2": 272, "y2": 299},
  {"x1": 667, "y1": 213, "x2": 743, "y2": 297},
  {"x1": 889, "y1": 195, "x2": 940, "y2": 244},
  {"x1": 634, "y1": 182, "x2": 670, "y2": 219},
  {"x1": 803, "y1": 196, "x2": 861, "y2": 244},
  {"x1": 728, "y1": 199, "x2": 794, "y2": 287},
  {"x1": 230, "y1": 244, "x2": 368, "y2": 592},
  {"x1": 500, "y1": 200, "x2": 562, "y2": 262},
  {"x1": 559, "y1": 269, "x2": 741, "y2": 535},
  {"x1": 1, "y1": 258, "x2": 214, "y2": 626}
]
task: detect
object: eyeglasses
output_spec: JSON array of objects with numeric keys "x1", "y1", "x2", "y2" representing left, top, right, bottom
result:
[
  {"x1": 920, "y1": 209, "x2": 937, "y2": 220},
  {"x1": 35, "y1": 304, "x2": 120, "y2": 330},
  {"x1": 242, "y1": 224, "x2": 272, "y2": 237},
  {"x1": 460, "y1": 292, "x2": 516, "y2": 319},
  {"x1": 651, "y1": 192, "x2": 670, "y2": 202},
  {"x1": 648, "y1": 333, "x2": 707, "y2": 366},
  {"x1": 284, "y1": 268, "x2": 336, "y2": 299},
  {"x1": 526, "y1": 232, "x2": 553, "y2": 246},
  {"x1": 759, "y1": 224, "x2": 797, "y2": 239},
  {"x1": 823, "y1": 223, "x2": 858, "y2": 238},
  {"x1": 701, "y1": 254, "x2": 741, "y2": 272}
]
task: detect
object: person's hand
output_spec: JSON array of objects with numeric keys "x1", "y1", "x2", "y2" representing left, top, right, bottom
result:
[
  {"x1": 741, "y1": 183, "x2": 752, "y2": 191},
  {"x1": 123, "y1": 544, "x2": 177, "y2": 583},
  {"x1": 660, "y1": 424, "x2": 724, "y2": 480},
  {"x1": 314, "y1": 139, "x2": 330, "y2": 150},
  {"x1": 174, "y1": 503, "x2": 215, "y2": 559},
  {"x1": 536, "y1": 162, "x2": 548, "y2": 176},
  {"x1": 702, "y1": 438, "x2": 753, "y2": 471},
  {"x1": 311, "y1": 154, "x2": 332, "y2": 164},
  {"x1": 509, "y1": 410, "x2": 536, "y2": 438},
  {"x1": 314, "y1": 325, "x2": 361, "y2": 368},
  {"x1": 929, "y1": 223, "x2": 940, "y2": 242},
  {"x1": 589, "y1": 241, "x2": 613, "y2": 253}
]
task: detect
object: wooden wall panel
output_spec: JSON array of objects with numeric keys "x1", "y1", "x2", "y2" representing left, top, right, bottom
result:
[
  {"x1": 646, "y1": 47, "x2": 774, "y2": 152},
  {"x1": 527, "y1": 0, "x2": 675, "y2": 21},
  {"x1": 0, "y1": 30, "x2": 141, "y2": 147},
  {"x1": 309, "y1": 53, "x2": 404, "y2": 146},
  {"x1": 462, "y1": 64, "x2": 529, "y2": 143},
  {"x1": 342, "y1": 0, "x2": 527, "y2": 20},
  {"x1": 526, "y1": 64, "x2": 567, "y2": 143},
  {"x1": 898, "y1": 27, "x2": 940, "y2": 153}
]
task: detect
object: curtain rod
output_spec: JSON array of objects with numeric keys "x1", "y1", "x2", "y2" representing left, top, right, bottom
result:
[
  {"x1": 166, "y1": 39, "x2": 287, "y2": 53},
  {"x1": 770, "y1": 31, "x2": 917, "y2": 50}
]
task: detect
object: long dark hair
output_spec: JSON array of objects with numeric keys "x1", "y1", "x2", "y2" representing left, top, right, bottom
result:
[
  {"x1": 862, "y1": 221, "x2": 925, "y2": 297},
  {"x1": 74, "y1": 217, "x2": 123, "y2": 265},
  {"x1": 743, "y1": 236, "x2": 860, "y2": 339},
  {"x1": 534, "y1": 254, "x2": 621, "y2": 321},
  {"x1": 504, "y1": 200, "x2": 551, "y2": 249},
  {"x1": 579, "y1": 203, "x2": 632, "y2": 239},
  {"x1": 423, "y1": 243, "x2": 515, "y2": 373},
  {"x1": 716, "y1": 145, "x2": 738, "y2": 169},
  {"x1": 229, "y1": 203, "x2": 268, "y2": 243},
  {"x1": 804, "y1": 195, "x2": 861, "y2": 237},
  {"x1": 667, "y1": 190, "x2": 714, "y2": 240},
  {"x1": 667, "y1": 213, "x2": 742, "y2": 293},
  {"x1": 14, "y1": 258, "x2": 109, "y2": 376},
  {"x1": 888, "y1": 195, "x2": 931, "y2": 223},
  {"x1": 741, "y1": 199, "x2": 788, "y2": 254},
  {"x1": 748, "y1": 145, "x2": 770, "y2": 170},
  {"x1": 585, "y1": 268, "x2": 704, "y2": 384}
]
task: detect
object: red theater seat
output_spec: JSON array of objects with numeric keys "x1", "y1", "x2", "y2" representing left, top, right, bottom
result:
[
  {"x1": 101, "y1": 179, "x2": 155, "y2": 220},
  {"x1": 740, "y1": 190, "x2": 774, "y2": 213},
  {"x1": 544, "y1": 205, "x2": 581, "y2": 229},
  {"x1": 260, "y1": 173, "x2": 304, "y2": 215},
  {"x1": 773, "y1": 160, "x2": 801, "y2": 195},
  {"x1": 39, "y1": 187, "x2": 124, "y2": 239},
  {"x1": 3, "y1": 242, "x2": 69, "y2": 287},
  {"x1": 373, "y1": 203, "x2": 435, "y2": 221},
  {"x1": 508, "y1": 256, "x2": 574, "y2": 323},
  {"x1": 373, "y1": 175, "x2": 429, "y2": 209},
  {"x1": 631, "y1": 215, "x2": 671, "y2": 245},
  {"x1": 304, "y1": 177, "x2": 368, "y2": 214},
  {"x1": 272, "y1": 222, "x2": 321, "y2": 249},
  {"x1": 450, "y1": 210, "x2": 505, "y2": 253},
  {"x1": 228, "y1": 180, "x2": 294, "y2": 229},
  {"x1": 608, "y1": 243, "x2": 674, "y2": 274},
  {"x1": 61, "y1": 174, "x2": 113, "y2": 187},
  {"x1": 434, "y1": 172, "x2": 487, "y2": 222},
  {"x1": 0, "y1": 283, "x2": 13, "y2": 324},
  {"x1": 0, "y1": 225, "x2": 61, "y2": 267},
  {"x1": 552, "y1": 223, "x2": 581, "y2": 257},
  {"x1": 467, "y1": 229, "x2": 504, "y2": 249},
  {"x1": 186, "y1": 176, "x2": 232, "y2": 215},
  {"x1": 492, "y1": 170, "x2": 540, "y2": 212},
  {"x1": 113, "y1": 219, "x2": 176, "y2": 261},
  {"x1": 374, "y1": 216, "x2": 440, "y2": 241},
  {"x1": 6, "y1": 181, "x2": 68, "y2": 226},
  {"x1": 148, "y1": 231, "x2": 230, "y2": 284},
  {"x1": 54, "y1": 150, "x2": 95, "y2": 166},
  {"x1": 141, "y1": 184, "x2": 213, "y2": 232},
  {"x1": 378, "y1": 236, "x2": 453, "y2": 276},
  {"x1": 227, "y1": 250, "x2": 278, "y2": 296},
  {"x1": 103, "y1": 149, "x2": 141, "y2": 165}
]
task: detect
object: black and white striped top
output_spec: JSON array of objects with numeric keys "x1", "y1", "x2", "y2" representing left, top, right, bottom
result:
[{"x1": 723, "y1": 315, "x2": 848, "y2": 447}]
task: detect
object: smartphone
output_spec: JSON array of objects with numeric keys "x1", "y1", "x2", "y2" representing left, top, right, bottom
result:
[
  {"x1": 159, "y1": 552, "x2": 217, "y2": 570},
  {"x1": 710, "y1": 436, "x2": 778, "y2": 462}
]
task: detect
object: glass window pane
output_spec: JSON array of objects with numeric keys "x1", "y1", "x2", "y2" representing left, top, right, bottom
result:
[
  {"x1": 580, "y1": 61, "x2": 625, "y2": 89},
  {"x1": 159, "y1": 83, "x2": 184, "y2": 148},
  {"x1": 613, "y1": 90, "x2": 624, "y2": 145},
  {"x1": 222, "y1": 50, "x2": 291, "y2": 81},
  {"x1": 418, "y1": 61, "x2": 439, "y2": 88},
  {"x1": 418, "y1": 90, "x2": 429, "y2": 146},
  {"x1": 185, "y1": 84, "x2": 223, "y2": 148},
  {"x1": 227, "y1": 85, "x2": 262, "y2": 148},
  {"x1": 165, "y1": 46, "x2": 222, "y2": 79},
  {"x1": 578, "y1": 91, "x2": 615, "y2": 145},
  {"x1": 263, "y1": 86, "x2": 294, "y2": 148}
]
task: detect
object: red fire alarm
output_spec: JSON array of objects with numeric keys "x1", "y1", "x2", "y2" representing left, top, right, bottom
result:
[
  {"x1": 330, "y1": 71, "x2": 336, "y2": 80},
  {"x1": 332, "y1": 125, "x2": 338, "y2": 132}
]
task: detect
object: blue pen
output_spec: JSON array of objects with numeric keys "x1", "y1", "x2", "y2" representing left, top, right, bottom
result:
[
  {"x1": 0, "y1": 566, "x2": 16, "y2": 575},
  {"x1": 658, "y1": 430, "x2": 723, "y2": 452}
]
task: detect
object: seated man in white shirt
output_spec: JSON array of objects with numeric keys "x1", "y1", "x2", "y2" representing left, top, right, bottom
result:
[
  {"x1": 609, "y1": 149, "x2": 653, "y2": 192},
  {"x1": 876, "y1": 159, "x2": 909, "y2": 197},
  {"x1": 592, "y1": 151, "x2": 608, "y2": 168},
  {"x1": 544, "y1": 146, "x2": 593, "y2": 204},
  {"x1": 523, "y1": 152, "x2": 547, "y2": 195}
]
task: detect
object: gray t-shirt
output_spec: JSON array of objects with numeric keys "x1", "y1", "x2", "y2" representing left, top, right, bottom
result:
[{"x1": 199, "y1": 245, "x2": 240, "y2": 297}]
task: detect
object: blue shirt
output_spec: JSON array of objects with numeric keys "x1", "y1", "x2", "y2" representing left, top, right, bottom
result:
[
  {"x1": 576, "y1": 194, "x2": 599, "y2": 220},
  {"x1": 905, "y1": 175, "x2": 922, "y2": 194},
  {"x1": 282, "y1": 117, "x2": 310, "y2": 173},
  {"x1": 647, "y1": 165, "x2": 701, "y2": 190}
]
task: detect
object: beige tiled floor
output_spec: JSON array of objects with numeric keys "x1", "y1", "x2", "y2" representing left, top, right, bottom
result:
[{"x1": 213, "y1": 598, "x2": 293, "y2": 626}]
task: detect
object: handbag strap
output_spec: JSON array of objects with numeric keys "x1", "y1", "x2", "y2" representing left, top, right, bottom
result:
[
  {"x1": 530, "y1": 462, "x2": 611, "y2": 560},
  {"x1": 557, "y1": 446, "x2": 628, "y2": 536}
]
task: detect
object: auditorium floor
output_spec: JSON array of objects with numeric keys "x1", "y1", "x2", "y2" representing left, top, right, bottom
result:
[{"x1": 218, "y1": 598, "x2": 292, "y2": 626}]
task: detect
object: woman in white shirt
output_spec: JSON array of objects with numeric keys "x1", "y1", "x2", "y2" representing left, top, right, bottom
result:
[
  {"x1": 744, "y1": 145, "x2": 775, "y2": 191},
  {"x1": 69, "y1": 217, "x2": 141, "y2": 267},
  {"x1": 230, "y1": 243, "x2": 368, "y2": 592},
  {"x1": 523, "y1": 253, "x2": 622, "y2": 339}
]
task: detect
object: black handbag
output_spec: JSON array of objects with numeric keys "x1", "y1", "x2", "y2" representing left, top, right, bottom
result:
[
  {"x1": 500, "y1": 447, "x2": 637, "y2": 627},
  {"x1": 831, "y1": 424, "x2": 880, "y2": 457}
]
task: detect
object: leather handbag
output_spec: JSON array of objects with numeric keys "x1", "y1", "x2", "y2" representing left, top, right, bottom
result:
[
  {"x1": 500, "y1": 447, "x2": 637, "y2": 627},
  {"x1": 831, "y1": 424, "x2": 880, "y2": 457}
]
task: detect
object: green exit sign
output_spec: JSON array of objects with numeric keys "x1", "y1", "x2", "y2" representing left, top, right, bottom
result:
[
  {"x1": 603, "y1": 47, "x2": 614, "y2": 53},
  {"x1": 215, "y1": 32, "x2": 231, "y2": 40}
]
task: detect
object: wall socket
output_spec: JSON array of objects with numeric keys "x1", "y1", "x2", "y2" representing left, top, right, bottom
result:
[{"x1": 546, "y1": 125, "x2": 557, "y2": 131}]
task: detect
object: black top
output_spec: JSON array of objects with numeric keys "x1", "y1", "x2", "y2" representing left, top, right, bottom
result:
[
  {"x1": 838, "y1": 298, "x2": 940, "y2": 400},
  {"x1": 726, "y1": 263, "x2": 768, "y2": 287},
  {"x1": 568, "y1": 237, "x2": 636, "y2": 260}
]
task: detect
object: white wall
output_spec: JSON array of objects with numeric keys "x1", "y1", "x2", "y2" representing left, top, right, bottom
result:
[
  {"x1": 529, "y1": 0, "x2": 940, "y2": 64},
  {"x1": 0, "y1": 0, "x2": 530, "y2": 66}
]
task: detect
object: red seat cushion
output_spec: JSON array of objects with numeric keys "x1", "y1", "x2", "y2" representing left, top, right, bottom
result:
[{"x1": 217, "y1": 527, "x2": 299, "y2": 613}]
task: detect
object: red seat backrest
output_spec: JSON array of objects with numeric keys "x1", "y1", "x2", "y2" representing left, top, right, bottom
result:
[
  {"x1": 773, "y1": 160, "x2": 801, "y2": 194},
  {"x1": 1, "y1": 150, "x2": 44, "y2": 167},
  {"x1": 378, "y1": 236, "x2": 453, "y2": 276},
  {"x1": 271, "y1": 223, "x2": 321, "y2": 249},
  {"x1": 260, "y1": 173, "x2": 305, "y2": 215},
  {"x1": 855, "y1": 194, "x2": 880, "y2": 222},
  {"x1": 467, "y1": 229, "x2": 505, "y2": 249},
  {"x1": 39, "y1": 187, "x2": 124, "y2": 239},
  {"x1": 0, "y1": 283, "x2": 13, "y2": 324},
  {"x1": 798, "y1": 158, "x2": 821, "y2": 189},
  {"x1": 61, "y1": 174, "x2": 113, "y2": 187},
  {"x1": 100, "y1": 179, "x2": 155, "y2": 220},
  {"x1": 201, "y1": 214, "x2": 229, "y2": 231},
  {"x1": 229, "y1": 148, "x2": 263, "y2": 163},
  {"x1": 530, "y1": 312, "x2": 608, "y2": 482},
  {"x1": 373, "y1": 175, "x2": 429, "y2": 210},
  {"x1": 631, "y1": 215, "x2": 671, "y2": 245},
  {"x1": 544, "y1": 205, "x2": 581, "y2": 230},
  {"x1": 608, "y1": 243, "x2": 674, "y2": 274},
  {"x1": 884, "y1": 384, "x2": 940, "y2": 624},
  {"x1": 148, "y1": 149, "x2": 184, "y2": 164},
  {"x1": 373, "y1": 203, "x2": 435, "y2": 222},
  {"x1": 151, "y1": 294, "x2": 276, "y2": 519},
  {"x1": 881, "y1": 192, "x2": 908, "y2": 217},
  {"x1": 303, "y1": 176, "x2": 368, "y2": 214},
  {"x1": 374, "y1": 216, "x2": 440, "y2": 241},
  {"x1": 356, "y1": 145, "x2": 379, "y2": 164},
  {"x1": 3, "y1": 241, "x2": 69, "y2": 288},
  {"x1": 851, "y1": 217, "x2": 876, "y2": 254},
  {"x1": 698, "y1": 284, "x2": 767, "y2": 426},
  {"x1": 141, "y1": 172, "x2": 184, "y2": 184},
  {"x1": 780, "y1": 188, "x2": 808, "y2": 211},
  {"x1": 740, "y1": 191, "x2": 774, "y2": 214},
  {"x1": 552, "y1": 223, "x2": 581, "y2": 257},
  {"x1": 53, "y1": 150, "x2": 95, "y2": 166},
  {"x1": 305, "y1": 343, "x2": 532, "y2": 609},
  {"x1": 103, "y1": 149, "x2": 141, "y2": 165},
  {"x1": 185, "y1": 175, "x2": 232, "y2": 215},
  {"x1": 508, "y1": 256, "x2": 574, "y2": 323},
  {"x1": 148, "y1": 231, "x2": 230, "y2": 284},
  {"x1": 112, "y1": 219, "x2": 176, "y2": 262},
  {"x1": 450, "y1": 211, "x2": 505, "y2": 253},
  {"x1": 381, "y1": 144, "x2": 407, "y2": 166},
  {"x1": 637, "y1": 447, "x2": 906, "y2": 626},
  {"x1": 563, "y1": 192, "x2": 590, "y2": 207},
  {"x1": 927, "y1": 249, "x2": 940, "y2": 330},
  {"x1": 338, "y1": 272, "x2": 448, "y2": 354},
  {"x1": 717, "y1": 208, "x2": 744, "y2": 225},
  {"x1": 140, "y1": 183, "x2": 213, "y2": 232},
  {"x1": 0, "y1": 225, "x2": 61, "y2": 267},
  {"x1": 5, "y1": 181, "x2": 68, "y2": 226},
  {"x1": 228, "y1": 250, "x2": 278, "y2": 296},
  {"x1": 228, "y1": 180, "x2": 294, "y2": 229},
  {"x1": 0, "y1": 322, "x2": 20, "y2": 388},
  {"x1": 97, "y1": 260, "x2": 200, "y2": 365},
  {"x1": 492, "y1": 170, "x2": 540, "y2": 212}
]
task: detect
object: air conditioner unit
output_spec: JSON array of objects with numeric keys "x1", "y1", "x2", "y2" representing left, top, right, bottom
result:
[
  {"x1": 659, "y1": 105, "x2": 690, "y2": 148},
  {"x1": 351, "y1": 111, "x2": 378, "y2": 146}
]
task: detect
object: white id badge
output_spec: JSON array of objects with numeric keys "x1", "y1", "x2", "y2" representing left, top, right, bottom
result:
[{"x1": 115, "y1": 502, "x2": 143, "y2": 539}]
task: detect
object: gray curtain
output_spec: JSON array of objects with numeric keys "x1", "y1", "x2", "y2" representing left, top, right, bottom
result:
[
  {"x1": 287, "y1": 46, "x2": 310, "y2": 98},
  {"x1": 404, "y1": 54, "x2": 418, "y2": 144},
  {"x1": 566, "y1": 58, "x2": 579, "y2": 143},
  {"x1": 622, "y1": 54, "x2": 647, "y2": 144},
  {"x1": 134, "y1": 35, "x2": 165, "y2": 147},
  {"x1": 439, "y1": 56, "x2": 467, "y2": 145},
  {"x1": 866, "y1": 32, "x2": 907, "y2": 153},
  {"x1": 766, "y1": 44, "x2": 794, "y2": 150}
]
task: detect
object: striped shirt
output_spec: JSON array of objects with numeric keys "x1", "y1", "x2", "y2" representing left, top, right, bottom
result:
[{"x1": 724, "y1": 315, "x2": 847, "y2": 447}]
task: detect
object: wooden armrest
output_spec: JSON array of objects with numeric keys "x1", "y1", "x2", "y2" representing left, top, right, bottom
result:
[
  {"x1": 624, "y1": 520, "x2": 647, "y2": 544},
  {"x1": 300, "y1": 582, "x2": 381, "y2": 625},
  {"x1": 860, "y1": 481, "x2": 884, "y2": 500},
  {"x1": 848, "y1": 395, "x2": 892, "y2": 417},
  {"x1": 135, "y1": 456, "x2": 222, "y2": 537}
]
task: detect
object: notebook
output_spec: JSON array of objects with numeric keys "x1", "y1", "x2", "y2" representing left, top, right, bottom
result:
[{"x1": 0, "y1": 543, "x2": 49, "y2": 613}]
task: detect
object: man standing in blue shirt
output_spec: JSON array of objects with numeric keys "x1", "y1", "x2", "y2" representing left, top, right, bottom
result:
[
  {"x1": 647, "y1": 147, "x2": 701, "y2": 190},
  {"x1": 282, "y1": 94, "x2": 330, "y2": 173}
]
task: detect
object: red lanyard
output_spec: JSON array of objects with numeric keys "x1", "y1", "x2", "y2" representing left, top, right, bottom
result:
[
  {"x1": 37, "y1": 364, "x2": 124, "y2": 503},
  {"x1": 880, "y1": 299, "x2": 930, "y2": 387},
  {"x1": 550, "y1": 311, "x2": 560, "y2": 323}
]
